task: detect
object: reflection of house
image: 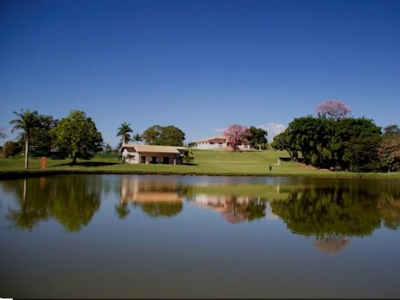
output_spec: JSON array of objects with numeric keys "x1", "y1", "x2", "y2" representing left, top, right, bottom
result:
[
  {"x1": 120, "y1": 144, "x2": 187, "y2": 164},
  {"x1": 193, "y1": 194, "x2": 251, "y2": 224},
  {"x1": 193, "y1": 195, "x2": 230, "y2": 212},
  {"x1": 193, "y1": 194, "x2": 251, "y2": 209},
  {"x1": 192, "y1": 194, "x2": 279, "y2": 221},
  {"x1": 191, "y1": 136, "x2": 250, "y2": 150},
  {"x1": 120, "y1": 176, "x2": 183, "y2": 204},
  {"x1": 130, "y1": 192, "x2": 182, "y2": 202}
]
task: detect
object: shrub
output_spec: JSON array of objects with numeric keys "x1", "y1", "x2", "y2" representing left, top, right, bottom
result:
[{"x1": 3, "y1": 140, "x2": 22, "y2": 158}]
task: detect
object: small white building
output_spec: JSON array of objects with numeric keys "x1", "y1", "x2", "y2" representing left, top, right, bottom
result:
[
  {"x1": 191, "y1": 135, "x2": 250, "y2": 150},
  {"x1": 120, "y1": 144, "x2": 187, "y2": 165}
]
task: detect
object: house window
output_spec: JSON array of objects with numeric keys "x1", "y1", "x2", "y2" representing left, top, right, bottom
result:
[
  {"x1": 151, "y1": 156, "x2": 157, "y2": 164},
  {"x1": 162, "y1": 157, "x2": 169, "y2": 164},
  {"x1": 140, "y1": 156, "x2": 146, "y2": 164},
  {"x1": 126, "y1": 154, "x2": 135, "y2": 162},
  {"x1": 210, "y1": 142, "x2": 214, "y2": 145},
  {"x1": 218, "y1": 142, "x2": 223, "y2": 147}
]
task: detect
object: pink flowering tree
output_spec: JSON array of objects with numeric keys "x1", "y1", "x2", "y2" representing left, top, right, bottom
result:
[
  {"x1": 223, "y1": 124, "x2": 252, "y2": 152},
  {"x1": 316, "y1": 99, "x2": 352, "y2": 120}
]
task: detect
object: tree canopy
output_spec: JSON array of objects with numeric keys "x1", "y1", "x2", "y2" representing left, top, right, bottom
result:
[
  {"x1": 271, "y1": 115, "x2": 382, "y2": 171},
  {"x1": 223, "y1": 124, "x2": 252, "y2": 151},
  {"x1": 51, "y1": 110, "x2": 103, "y2": 164},
  {"x1": 16, "y1": 115, "x2": 58, "y2": 157},
  {"x1": 378, "y1": 124, "x2": 400, "y2": 172},
  {"x1": 316, "y1": 99, "x2": 352, "y2": 120},
  {"x1": 133, "y1": 133, "x2": 143, "y2": 144},
  {"x1": 249, "y1": 126, "x2": 268, "y2": 150},
  {"x1": 142, "y1": 125, "x2": 185, "y2": 146},
  {"x1": 117, "y1": 122, "x2": 133, "y2": 145}
]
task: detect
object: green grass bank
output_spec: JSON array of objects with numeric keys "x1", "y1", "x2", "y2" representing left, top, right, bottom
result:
[{"x1": 1, "y1": 149, "x2": 399, "y2": 180}]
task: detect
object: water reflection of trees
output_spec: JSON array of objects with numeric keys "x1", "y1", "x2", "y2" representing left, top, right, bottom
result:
[
  {"x1": 314, "y1": 234, "x2": 350, "y2": 254},
  {"x1": 376, "y1": 191, "x2": 400, "y2": 230},
  {"x1": 4, "y1": 176, "x2": 102, "y2": 232},
  {"x1": 3, "y1": 175, "x2": 400, "y2": 245},
  {"x1": 187, "y1": 180, "x2": 400, "y2": 254},
  {"x1": 119, "y1": 176, "x2": 184, "y2": 218},
  {"x1": 269, "y1": 184, "x2": 400, "y2": 254},
  {"x1": 140, "y1": 202, "x2": 183, "y2": 218}
]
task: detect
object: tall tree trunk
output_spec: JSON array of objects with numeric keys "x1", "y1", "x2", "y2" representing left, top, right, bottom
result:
[{"x1": 25, "y1": 135, "x2": 29, "y2": 169}]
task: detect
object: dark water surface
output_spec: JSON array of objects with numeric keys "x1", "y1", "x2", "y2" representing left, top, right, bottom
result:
[{"x1": 0, "y1": 174, "x2": 399, "y2": 298}]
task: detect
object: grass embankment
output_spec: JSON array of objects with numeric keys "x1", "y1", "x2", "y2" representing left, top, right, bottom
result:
[{"x1": 0, "y1": 149, "x2": 399, "y2": 180}]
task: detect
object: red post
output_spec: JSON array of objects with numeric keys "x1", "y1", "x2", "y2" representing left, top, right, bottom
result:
[{"x1": 41, "y1": 156, "x2": 46, "y2": 169}]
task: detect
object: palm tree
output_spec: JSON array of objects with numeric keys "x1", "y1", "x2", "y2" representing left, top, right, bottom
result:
[
  {"x1": 9, "y1": 109, "x2": 40, "y2": 169},
  {"x1": 116, "y1": 122, "x2": 133, "y2": 145},
  {"x1": 133, "y1": 133, "x2": 143, "y2": 144}
]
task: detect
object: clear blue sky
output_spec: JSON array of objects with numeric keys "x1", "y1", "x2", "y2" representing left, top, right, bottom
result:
[{"x1": 1, "y1": 0, "x2": 399, "y2": 148}]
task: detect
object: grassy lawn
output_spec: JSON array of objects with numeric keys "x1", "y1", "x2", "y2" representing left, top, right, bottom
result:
[{"x1": 0, "y1": 149, "x2": 399, "y2": 179}]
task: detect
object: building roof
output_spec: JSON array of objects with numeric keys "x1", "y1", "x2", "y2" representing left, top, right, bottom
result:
[
  {"x1": 121, "y1": 144, "x2": 183, "y2": 154},
  {"x1": 192, "y1": 135, "x2": 227, "y2": 143},
  {"x1": 192, "y1": 135, "x2": 251, "y2": 144}
]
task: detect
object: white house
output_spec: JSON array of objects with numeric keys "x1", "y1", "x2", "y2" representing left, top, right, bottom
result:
[
  {"x1": 120, "y1": 144, "x2": 187, "y2": 165},
  {"x1": 191, "y1": 135, "x2": 250, "y2": 150}
]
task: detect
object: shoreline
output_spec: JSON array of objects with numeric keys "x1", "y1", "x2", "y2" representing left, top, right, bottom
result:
[{"x1": 1, "y1": 169, "x2": 400, "y2": 181}]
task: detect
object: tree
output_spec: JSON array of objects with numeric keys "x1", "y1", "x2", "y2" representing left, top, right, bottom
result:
[
  {"x1": 340, "y1": 117, "x2": 382, "y2": 172},
  {"x1": 271, "y1": 131, "x2": 299, "y2": 161},
  {"x1": 316, "y1": 99, "x2": 352, "y2": 120},
  {"x1": 142, "y1": 125, "x2": 185, "y2": 146},
  {"x1": 51, "y1": 110, "x2": 103, "y2": 164},
  {"x1": 3, "y1": 140, "x2": 22, "y2": 158},
  {"x1": 141, "y1": 125, "x2": 163, "y2": 145},
  {"x1": 133, "y1": 133, "x2": 143, "y2": 144},
  {"x1": 9, "y1": 109, "x2": 41, "y2": 169},
  {"x1": 223, "y1": 124, "x2": 252, "y2": 152},
  {"x1": 249, "y1": 126, "x2": 268, "y2": 150},
  {"x1": 16, "y1": 115, "x2": 58, "y2": 156},
  {"x1": 103, "y1": 143, "x2": 113, "y2": 153},
  {"x1": 383, "y1": 124, "x2": 400, "y2": 135},
  {"x1": 117, "y1": 122, "x2": 133, "y2": 145},
  {"x1": 182, "y1": 149, "x2": 195, "y2": 164},
  {"x1": 159, "y1": 125, "x2": 185, "y2": 146},
  {"x1": 378, "y1": 124, "x2": 400, "y2": 172},
  {"x1": 272, "y1": 115, "x2": 381, "y2": 171},
  {"x1": 345, "y1": 135, "x2": 382, "y2": 172}
]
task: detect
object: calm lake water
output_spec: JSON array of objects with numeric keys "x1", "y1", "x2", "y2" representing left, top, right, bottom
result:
[{"x1": 1, "y1": 174, "x2": 399, "y2": 298}]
